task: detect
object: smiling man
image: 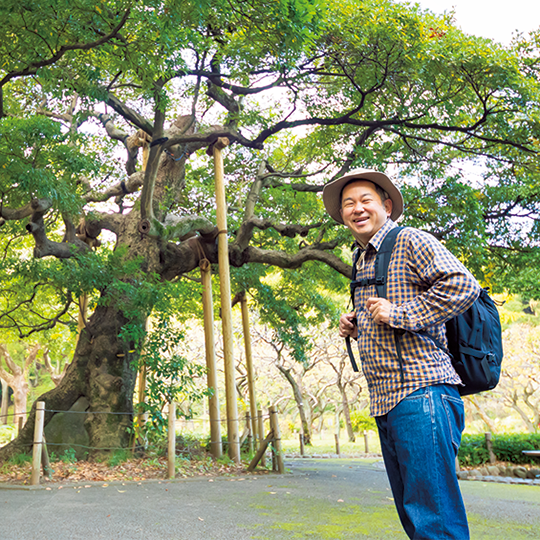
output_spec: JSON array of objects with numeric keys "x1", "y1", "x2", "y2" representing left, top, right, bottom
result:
[{"x1": 323, "y1": 168, "x2": 481, "y2": 540}]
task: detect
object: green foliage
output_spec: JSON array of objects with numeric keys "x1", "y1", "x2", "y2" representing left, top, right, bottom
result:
[
  {"x1": 458, "y1": 433, "x2": 540, "y2": 466},
  {"x1": 107, "y1": 448, "x2": 131, "y2": 467},
  {"x1": 137, "y1": 314, "x2": 208, "y2": 444},
  {"x1": 350, "y1": 409, "x2": 377, "y2": 433},
  {"x1": 59, "y1": 447, "x2": 77, "y2": 464},
  {"x1": 0, "y1": 424, "x2": 17, "y2": 447},
  {"x1": 8, "y1": 452, "x2": 32, "y2": 466},
  {"x1": 0, "y1": 115, "x2": 96, "y2": 215}
]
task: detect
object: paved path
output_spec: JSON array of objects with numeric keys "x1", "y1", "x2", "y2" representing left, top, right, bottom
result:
[{"x1": 2, "y1": 458, "x2": 539, "y2": 539}]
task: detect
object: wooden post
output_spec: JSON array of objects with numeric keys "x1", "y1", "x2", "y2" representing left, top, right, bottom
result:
[
  {"x1": 168, "y1": 401, "x2": 176, "y2": 479},
  {"x1": 299, "y1": 432, "x2": 305, "y2": 456},
  {"x1": 246, "y1": 430, "x2": 274, "y2": 472},
  {"x1": 18, "y1": 415, "x2": 23, "y2": 433},
  {"x1": 31, "y1": 401, "x2": 45, "y2": 486},
  {"x1": 201, "y1": 259, "x2": 222, "y2": 459},
  {"x1": 137, "y1": 363, "x2": 147, "y2": 427},
  {"x1": 257, "y1": 409, "x2": 266, "y2": 467},
  {"x1": 211, "y1": 137, "x2": 240, "y2": 463},
  {"x1": 485, "y1": 432, "x2": 496, "y2": 464},
  {"x1": 334, "y1": 433, "x2": 341, "y2": 456},
  {"x1": 269, "y1": 406, "x2": 284, "y2": 474},
  {"x1": 364, "y1": 430, "x2": 369, "y2": 454},
  {"x1": 240, "y1": 293, "x2": 258, "y2": 443}
]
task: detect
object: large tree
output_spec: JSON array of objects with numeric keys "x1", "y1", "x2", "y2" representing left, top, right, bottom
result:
[{"x1": 1, "y1": 0, "x2": 540, "y2": 459}]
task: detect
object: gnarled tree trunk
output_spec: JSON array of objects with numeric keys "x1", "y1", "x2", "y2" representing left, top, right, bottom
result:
[{"x1": 0, "y1": 301, "x2": 141, "y2": 461}]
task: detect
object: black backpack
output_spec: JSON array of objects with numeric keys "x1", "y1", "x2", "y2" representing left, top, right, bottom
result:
[{"x1": 346, "y1": 226, "x2": 504, "y2": 396}]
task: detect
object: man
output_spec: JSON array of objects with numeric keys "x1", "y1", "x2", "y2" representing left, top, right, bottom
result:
[{"x1": 323, "y1": 168, "x2": 480, "y2": 540}]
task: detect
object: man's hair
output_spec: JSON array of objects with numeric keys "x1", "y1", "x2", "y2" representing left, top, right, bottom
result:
[{"x1": 340, "y1": 179, "x2": 389, "y2": 208}]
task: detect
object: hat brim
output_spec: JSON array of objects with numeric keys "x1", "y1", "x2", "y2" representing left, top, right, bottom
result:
[{"x1": 322, "y1": 169, "x2": 404, "y2": 224}]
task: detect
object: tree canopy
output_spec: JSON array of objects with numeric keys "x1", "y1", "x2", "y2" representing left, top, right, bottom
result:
[{"x1": 1, "y1": 0, "x2": 540, "y2": 457}]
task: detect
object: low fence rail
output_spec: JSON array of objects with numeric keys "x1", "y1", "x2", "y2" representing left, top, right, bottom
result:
[{"x1": 23, "y1": 401, "x2": 283, "y2": 486}]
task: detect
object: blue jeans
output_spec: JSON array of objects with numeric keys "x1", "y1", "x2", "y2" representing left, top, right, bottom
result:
[{"x1": 375, "y1": 385, "x2": 469, "y2": 540}]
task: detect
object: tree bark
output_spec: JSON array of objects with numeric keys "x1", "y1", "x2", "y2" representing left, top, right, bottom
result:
[
  {"x1": 337, "y1": 380, "x2": 356, "y2": 443},
  {"x1": 0, "y1": 302, "x2": 140, "y2": 461},
  {"x1": 1, "y1": 376, "x2": 8, "y2": 425},
  {"x1": 275, "y1": 365, "x2": 312, "y2": 445}
]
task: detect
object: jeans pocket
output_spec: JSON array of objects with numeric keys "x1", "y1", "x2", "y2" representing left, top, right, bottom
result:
[{"x1": 442, "y1": 394, "x2": 465, "y2": 454}]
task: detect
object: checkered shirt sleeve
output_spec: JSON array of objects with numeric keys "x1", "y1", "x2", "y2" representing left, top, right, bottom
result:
[{"x1": 353, "y1": 220, "x2": 481, "y2": 417}]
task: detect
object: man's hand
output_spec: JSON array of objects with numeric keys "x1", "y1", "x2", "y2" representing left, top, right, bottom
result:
[
  {"x1": 339, "y1": 311, "x2": 358, "y2": 338},
  {"x1": 366, "y1": 297, "x2": 393, "y2": 326}
]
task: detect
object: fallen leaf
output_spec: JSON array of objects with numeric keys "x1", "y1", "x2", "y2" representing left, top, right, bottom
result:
[{"x1": 337, "y1": 499, "x2": 344, "y2": 503}]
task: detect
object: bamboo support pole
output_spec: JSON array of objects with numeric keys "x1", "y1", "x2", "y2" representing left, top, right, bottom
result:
[
  {"x1": 257, "y1": 409, "x2": 266, "y2": 467},
  {"x1": 211, "y1": 137, "x2": 240, "y2": 463},
  {"x1": 269, "y1": 406, "x2": 284, "y2": 474},
  {"x1": 240, "y1": 294, "x2": 258, "y2": 443},
  {"x1": 31, "y1": 401, "x2": 45, "y2": 486},
  {"x1": 246, "y1": 413, "x2": 254, "y2": 455},
  {"x1": 134, "y1": 319, "x2": 149, "y2": 452},
  {"x1": 137, "y1": 364, "x2": 147, "y2": 428},
  {"x1": 201, "y1": 259, "x2": 223, "y2": 458},
  {"x1": 168, "y1": 401, "x2": 176, "y2": 479}
]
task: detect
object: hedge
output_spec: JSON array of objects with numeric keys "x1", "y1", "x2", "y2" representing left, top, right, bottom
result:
[{"x1": 458, "y1": 433, "x2": 540, "y2": 467}]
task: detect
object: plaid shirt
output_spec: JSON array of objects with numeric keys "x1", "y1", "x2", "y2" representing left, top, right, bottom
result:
[{"x1": 353, "y1": 219, "x2": 481, "y2": 417}]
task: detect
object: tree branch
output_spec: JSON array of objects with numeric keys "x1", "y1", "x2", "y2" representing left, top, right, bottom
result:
[{"x1": 0, "y1": 8, "x2": 131, "y2": 88}]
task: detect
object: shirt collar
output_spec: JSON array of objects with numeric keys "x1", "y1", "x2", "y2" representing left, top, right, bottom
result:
[{"x1": 354, "y1": 219, "x2": 397, "y2": 253}]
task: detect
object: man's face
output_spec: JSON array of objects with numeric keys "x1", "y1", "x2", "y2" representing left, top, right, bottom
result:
[{"x1": 340, "y1": 180, "x2": 392, "y2": 245}]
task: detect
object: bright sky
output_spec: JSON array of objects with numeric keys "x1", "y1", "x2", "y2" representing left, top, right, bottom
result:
[{"x1": 413, "y1": 0, "x2": 540, "y2": 44}]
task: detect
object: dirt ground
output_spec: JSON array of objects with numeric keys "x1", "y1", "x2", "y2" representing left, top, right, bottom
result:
[{"x1": 0, "y1": 455, "x2": 254, "y2": 485}]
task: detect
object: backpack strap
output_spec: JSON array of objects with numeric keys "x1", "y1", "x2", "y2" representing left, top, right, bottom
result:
[
  {"x1": 345, "y1": 226, "x2": 403, "y2": 376},
  {"x1": 345, "y1": 246, "x2": 363, "y2": 372},
  {"x1": 372, "y1": 227, "x2": 406, "y2": 384}
]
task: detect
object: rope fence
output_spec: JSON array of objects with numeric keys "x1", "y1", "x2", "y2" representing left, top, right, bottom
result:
[{"x1": 3, "y1": 401, "x2": 284, "y2": 486}]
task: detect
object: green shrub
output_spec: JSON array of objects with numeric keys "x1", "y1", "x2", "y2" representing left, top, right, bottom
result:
[
  {"x1": 107, "y1": 449, "x2": 131, "y2": 467},
  {"x1": 350, "y1": 409, "x2": 377, "y2": 433},
  {"x1": 60, "y1": 447, "x2": 77, "y2": 464},
  {"x1": 8, "y1": 453, "x2": 32, "y2": 466},
  {"x1": 458, "y1": 433, "x2": 540, "y2": 466}
]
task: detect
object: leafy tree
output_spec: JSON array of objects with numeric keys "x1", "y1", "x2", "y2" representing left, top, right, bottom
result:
[{"x1": 1, "y1": 0, "x2": 540, "y2": 459}]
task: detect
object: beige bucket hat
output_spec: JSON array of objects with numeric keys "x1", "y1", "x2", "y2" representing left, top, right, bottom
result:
[{"x1": 322, "y1": 168, "x2": 404, "y2": 224}]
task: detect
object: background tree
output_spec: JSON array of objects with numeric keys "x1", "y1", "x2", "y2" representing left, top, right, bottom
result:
[
  {"x1": 314, "y1": 329, "x2": 363, "y2": 442},
  {"x1": 0, "y1": 343, "x2": 40, "y2": 426},
  {"x1": 1, "y1": 0, "x2": 540, "y2": 459}
]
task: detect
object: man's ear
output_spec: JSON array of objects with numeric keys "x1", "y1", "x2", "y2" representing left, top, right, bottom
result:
[{"x1": 384, "y1": 198, "x2": 393, "y2": 217}]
